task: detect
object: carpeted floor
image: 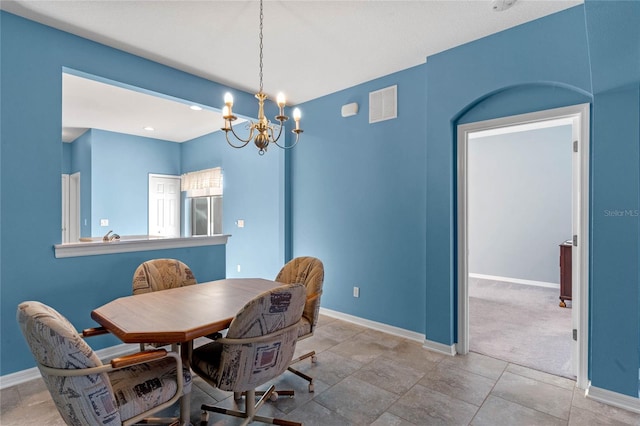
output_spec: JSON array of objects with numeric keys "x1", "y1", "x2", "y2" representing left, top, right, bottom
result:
[{"x1": 469, "y1": 277, "x2": 574, "y2": 379}]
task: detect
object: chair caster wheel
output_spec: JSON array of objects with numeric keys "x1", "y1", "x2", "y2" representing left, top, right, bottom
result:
[
  {"x1": 311, "y1": 355, "x2": 317, "y2": 363},
  {"x1": 270, "y1": 391, "x2": 279, "y2": 401},
  {"x1": 308, "y1": 383, "x2": 314, "y2": 392},
  {"x1": 200, "y1": 410, "x2": 209, "y2": 425}
]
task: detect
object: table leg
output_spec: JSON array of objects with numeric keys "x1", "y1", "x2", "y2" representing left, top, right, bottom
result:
[{"x1": 179, "y1": 341, "x2": 194, "y2": 426}]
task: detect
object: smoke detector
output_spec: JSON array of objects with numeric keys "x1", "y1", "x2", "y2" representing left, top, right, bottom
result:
[{"x1": 492, "y1": 0, "x2": 516, "y2": 11}]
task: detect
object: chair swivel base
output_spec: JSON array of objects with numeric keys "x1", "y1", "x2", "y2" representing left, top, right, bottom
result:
[
  {"x1": 200, "y1": 386, "x2": 301, "y2": 426},
  {"x1": 287, "y1": 350, "x2": 317, "y2": 392}
]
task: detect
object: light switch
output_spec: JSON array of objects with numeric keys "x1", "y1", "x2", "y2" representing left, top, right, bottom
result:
[
  {"x1": 100, "y1": 219, "x2": 109, "y2": 226},
  {"x1": 237, "y1": 219, "x2": 245, "y2": 228}
]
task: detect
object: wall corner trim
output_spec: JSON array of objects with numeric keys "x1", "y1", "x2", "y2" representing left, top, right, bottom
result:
[
  {"x1": 586, "y1": 383, "x2": 640, "y2": 414},
  {"x1": 423, "y1": 339, "x2": 457, "y2": 356}
]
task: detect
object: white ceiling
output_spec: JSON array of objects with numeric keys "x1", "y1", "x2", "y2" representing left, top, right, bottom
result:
[
  {"x1": 3, "y1": 0, "x2": 583, "y2": 142},
  {"x1": 62, "y1": 73, "x2": 232, "y2": 142}
]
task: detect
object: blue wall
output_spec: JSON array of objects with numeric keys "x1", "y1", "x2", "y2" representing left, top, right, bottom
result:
[
  {"x1": 583, "y1": 0, "x2": 640, "y2": 398},
  {"x1": 182, "y1": 127, "x2": 285, "y2": 280},
  {"x1": 0, "y1": 11, "x2": 259, "y2": 375},
  {"x1": 2, "y1": 1, "x2": 640, "y2": 401},
  {"x1": 62, "y1": 142, "x2": 71, "y2": 174},
  {"x1": 292, "y1": 64, "x2": 428, "y2": 332},
  {"x1": 89, "y1": 129, "x2": 181, "y2": 236},
  {"x1": 292, "y1": 2, "x2": 640, "y2": 399}
]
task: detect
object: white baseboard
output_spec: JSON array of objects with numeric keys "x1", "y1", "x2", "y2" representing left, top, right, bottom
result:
[
  {"x1": 423, "y1": 339, "x2": 457, "y2": 356},
  {"x1": 320, "y1": 307, "x2": 457, "y2": 358},
  {"x1": 0, "y1": 343, "x2": 138, "y2": 390},
  {"x1": 320, "y1": 307, "x2": 424, "y2": 342},
  {"x1": 469, "y1": 273, "x2": 559, "y2": 289},
  {"x1": 586, "y1": 383, "x2": 640, "y2": 414}
]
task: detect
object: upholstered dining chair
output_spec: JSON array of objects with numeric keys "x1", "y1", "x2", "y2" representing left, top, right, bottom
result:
[
  {"x1": 275, "y1": 256, "x2": 324, "y2": 392},
  {"x1": 17, "y1": 300, "x2": 191, "y2": 426},
  {"x1": 132, "y1": 258, "x2": 197, "y2": 295},
  {"x1": 190, "y1": 283, "x2": 306, "y2": 426},
  {"x1": 132, "y1": 258, "x2": 197, "y2": 351}
]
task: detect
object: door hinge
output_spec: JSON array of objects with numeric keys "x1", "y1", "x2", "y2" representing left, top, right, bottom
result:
[
  {"x1": 573, "y1": 140, "x2": 579, "y2": 152},
  {"x1": 573, "y1": 329, "x2": 578, "y2": 341},
  {"x1": 573, "y1": 234, "x2": 578, "y2": 246}
]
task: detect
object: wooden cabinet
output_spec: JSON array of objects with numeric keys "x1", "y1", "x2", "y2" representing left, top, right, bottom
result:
[{"x1": 559, "y1": 241, "x2": 572, "y2": 307}]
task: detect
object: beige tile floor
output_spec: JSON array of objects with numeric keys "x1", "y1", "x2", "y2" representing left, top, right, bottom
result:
[{"x1": 2, "y1": 315, "x2": 640, "y2": 425}]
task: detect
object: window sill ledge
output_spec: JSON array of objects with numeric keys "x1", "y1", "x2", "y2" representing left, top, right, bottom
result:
[{"x1": 54, "y1": 235, "x2": 230, "y2": 258}]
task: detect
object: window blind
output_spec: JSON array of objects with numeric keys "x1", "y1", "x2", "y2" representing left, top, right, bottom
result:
[{"x1": 181, "y1": 167, "x2": 223, "y2": 197}]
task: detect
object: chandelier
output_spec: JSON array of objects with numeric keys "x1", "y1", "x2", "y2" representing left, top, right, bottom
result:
[{"x1": 221, "y1": 0, "x2": 303, "y2": 155}]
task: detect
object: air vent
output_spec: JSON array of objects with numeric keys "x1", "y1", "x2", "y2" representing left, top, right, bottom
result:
[{"x1": 369, "y1": 85, "x2": 397, "y2": 124}]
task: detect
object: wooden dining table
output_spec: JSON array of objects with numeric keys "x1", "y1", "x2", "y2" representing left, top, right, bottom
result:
[{"x1": 91, "y1": 278, "x2": 283, "y2": 426}]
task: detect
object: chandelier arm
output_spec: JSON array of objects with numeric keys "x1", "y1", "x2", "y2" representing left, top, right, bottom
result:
[
  {"x1": 224, "y1": 131, "x2": 252, "y2": 149},
  {"x1": 272, "y1": 130, "x2": 301, "y2": 150},
  {"x1": 268, "y1": 122, "x2": 284, "y2": 144},
  {"x1": 224, "y1": 122, "x2": 256, "y2": 149},
  {"x1": 227, "y1": 121, "x2": 255, "y2": 144}
]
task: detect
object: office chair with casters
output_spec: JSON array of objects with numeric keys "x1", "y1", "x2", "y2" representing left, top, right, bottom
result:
[
  {"x1": 191, "y1": 283, "x2": 306, "y2": 426},
  {"x1": 132, "y1": 258, "x2": 198, "y2": 351},
  {"x1": 275, "y1": 256, "x2": 324, "y2": 392},
  {"x1": 17, "y1": 300, "x2": 191, "y2": 426}
]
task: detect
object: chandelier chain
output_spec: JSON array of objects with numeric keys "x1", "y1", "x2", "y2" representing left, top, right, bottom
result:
[{"x1": 258, "y1": 0, "x2": 264, "y2": 94}]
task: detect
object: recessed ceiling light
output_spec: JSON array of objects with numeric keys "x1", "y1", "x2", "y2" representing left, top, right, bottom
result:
[
  {"x1": 143, "y1": 126, "x2": 155, "y2": 131},
  {"x1": 190, "y1": 105, "x2": 203, "y2": 111}
]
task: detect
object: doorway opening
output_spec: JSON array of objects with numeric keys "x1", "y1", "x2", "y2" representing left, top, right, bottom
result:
[{"x1": 457, "y1": 104, "x2": 590, "y2": 389}]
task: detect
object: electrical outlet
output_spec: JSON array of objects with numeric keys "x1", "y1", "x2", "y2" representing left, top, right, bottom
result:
[
  {"x1": 100, "y1": 219, "x2": 109, "y2": 226},
  {"x1": 353, "y1": 286, "x2": 360, "y2": 298}
]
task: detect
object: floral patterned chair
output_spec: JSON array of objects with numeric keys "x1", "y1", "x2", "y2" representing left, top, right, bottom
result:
[
  {"x1": 17, "y1": 301, "x2": 191, "y2": 426},
  {"x1": 275, "y1": 256, "x2": 324, "y2": 392},
  {"x1": 190, "y1": 282, "x2": 306, "y2": 426}
]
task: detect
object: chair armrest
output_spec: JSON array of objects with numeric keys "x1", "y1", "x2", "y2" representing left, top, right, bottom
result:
[
  {"x1": 219, "y1": 320, "x2": 301, "y2": 345},
  {"x1": 81, "y1": 326, "x2": 110, "y2": 337},
  {"x1": 110, "y1": 349, "x2": 168, "y2": 369},
  {"x1": 38, "y1": 349, "x2": 180, "y2": 377}
]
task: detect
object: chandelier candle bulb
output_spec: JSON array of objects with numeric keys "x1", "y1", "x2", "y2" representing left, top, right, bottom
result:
[
  {"x1": 223, "y1": 92, "x2": 234, "y2": 117},
  {"x1": 293, "y1": 108, "x2": 301, "y2": 130},
  {"x1": 224, "y1": 92, "x2": 234, "y2": 107}
]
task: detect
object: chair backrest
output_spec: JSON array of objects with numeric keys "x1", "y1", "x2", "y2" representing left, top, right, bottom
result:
[
  {"x1": 132, "y1": 258, "x2": 197, "y2": 295},
  {"x1": 216, "y1": 283, "x2": 306, "y2": 392},
  {"x1": 275, "y1": 257, "x2": 324, "y2": 330},
  {"x1": 17, "y1": 301, "x2": 121, "y2": 425}
]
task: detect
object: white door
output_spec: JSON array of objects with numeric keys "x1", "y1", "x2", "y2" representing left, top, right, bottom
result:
[
  {"x1": 148, "y1": 174, "x2": 181, "y2": 237},
  {"x1": 69, "y1": 173, "x2": 80, "y2": 242},
  {"x1": 62, "y1": 174, "x2": 69, "y2": 243}
]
